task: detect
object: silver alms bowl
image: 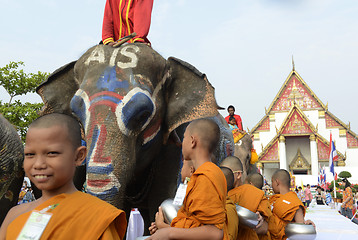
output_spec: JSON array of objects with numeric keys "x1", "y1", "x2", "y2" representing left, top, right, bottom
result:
[
  {"x1": 160, "y1": 199, "x2": 182, "y2": 224},
  {"x1": 285, "y1": 223, "x2": 316, "y2": 240},
  {"x1": 235, "y1": 205, "x2": 259, "y2": 228}
]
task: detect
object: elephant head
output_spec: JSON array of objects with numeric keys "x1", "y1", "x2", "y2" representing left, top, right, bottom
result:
[
  {"x1": 234, "y1": 133, "x2": 257, "y2": 180},
  {"x1": 36, "y1": 44, "x2": 222, "y2": 213},
  {"x1": 0, "y1": 114, "x2": 24, "y2": 225}
]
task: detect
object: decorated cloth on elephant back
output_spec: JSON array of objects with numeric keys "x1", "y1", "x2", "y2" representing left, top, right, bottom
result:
[
  {"x1": 228, "y1": 184, "x2": 272, "y2": 240},
  {"x1": 171, "y1": 162, "x2": 229, "y2": 240},
  {"x1": 102, "y1": 0, "x2": 153, "y2": 45},
  {"x1": 6, "y1": 191, "x2": 127, "y2": 240}
]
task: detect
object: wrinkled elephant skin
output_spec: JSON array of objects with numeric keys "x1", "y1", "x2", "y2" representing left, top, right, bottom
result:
[{"x1": 0, "y1": 114, "x2": 24, "y2": 225}]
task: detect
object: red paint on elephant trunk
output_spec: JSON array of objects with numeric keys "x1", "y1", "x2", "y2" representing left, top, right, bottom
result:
[
  {"x1": 93, "y1": 125, "x2": 112, "y2": 164},
  {"x1": 87, "y1": 179, "x2": 111, "y2": 188}
]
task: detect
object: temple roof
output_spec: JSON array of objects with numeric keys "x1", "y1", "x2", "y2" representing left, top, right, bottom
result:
[
  {"x1": 258, "y1": 104, "x2": 345, "y2": 162},
  {"x1": 251, "y1": 68, "x2": 358, "y2": 148},
  {"x1": 267, "y1": 70, "x2": 325, "y2": 113}
]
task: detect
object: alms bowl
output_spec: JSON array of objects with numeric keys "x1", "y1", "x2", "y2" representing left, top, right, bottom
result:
[
  {"x1": 285, "y1": 223, "x2": 316, "y2": 240},
  {"x1": 160, "y1": 199, "x2": 182, "y2": 224},
  {"x1": 235, "y1": 205, "x2": 259, "y2": 228}
]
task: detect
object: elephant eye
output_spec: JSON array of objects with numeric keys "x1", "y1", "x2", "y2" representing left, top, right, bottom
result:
[
  {"x1": 115, "y1": 87, "x2": 155, "y2": 136},
  {"x1": 71, "y1": 89, "x2": 90, "y2": 133}
]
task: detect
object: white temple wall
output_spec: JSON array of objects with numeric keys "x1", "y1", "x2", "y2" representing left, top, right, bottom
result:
[
  {"x1": 274, "y1": 112, "x2": 287, "y2": 129},
  {"x1": 262, "y1": 165, "x2": 279, "y2": 184},
  {"x1": 345, "y1": 149, "x2": 358, "y2": 167},
  {"x1": 303, "y1": 110, "x2": 319, "y2": 127}
]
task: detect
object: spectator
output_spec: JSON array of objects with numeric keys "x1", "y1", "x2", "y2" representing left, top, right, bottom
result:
[
  {"x1": 304, "y1": 184, "x2": 313, "y2": 207},
  {"x1": 341, "y1": 178, "x2": 354, "y2": 219}
]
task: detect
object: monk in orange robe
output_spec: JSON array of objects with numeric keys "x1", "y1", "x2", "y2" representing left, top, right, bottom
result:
[
  {"x1": 0, "y1": 113, "x2": 127, "y2": 240},
  {"x1": 5, "y1": 191, "x2": 126, "y2": 239},
  {"x1": 220, "y1": 166, "x2": 239, "y2": 240},
  {"x1": 148, "y1": 119, "x2": 228, "y2": 240},
  {"x1": 221, "y1": 156, "x2": 271, "y2": 240},
  {"x1": 268, "y1": 169, "x2": 315, "y2": 240}
]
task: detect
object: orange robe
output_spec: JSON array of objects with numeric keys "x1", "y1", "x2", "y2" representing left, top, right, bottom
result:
[
  {"x1": 228, "y1": 184, "x2": 272, "y2": 240},
  {"x1": 171, "y1": 162, "x2": 228, "y2": 239},
  {"x1": 226, "y1": 197, "x2": 239, "y2": 240},
  {"x1": 7, "y1": 191, "x2": 127, "y2": 240},
  {"x1": 268, "y1": 191, "x2": 305, "y2": 240}
]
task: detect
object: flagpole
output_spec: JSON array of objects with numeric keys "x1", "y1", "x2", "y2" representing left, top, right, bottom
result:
[{"x1": 333, "y1": 178, "x2": 337, "y2": 198}]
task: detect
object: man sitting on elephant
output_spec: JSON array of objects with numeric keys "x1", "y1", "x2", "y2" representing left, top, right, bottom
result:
[
  {"x1": 225, "y1": 105, "x2": 243, "y2": 131},
  {"x1": 102, "y1": 0, "x2": 154, "y2": 46}
]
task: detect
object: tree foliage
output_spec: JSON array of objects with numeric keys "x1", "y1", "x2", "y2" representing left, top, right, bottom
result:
[
  {"x1": 338, "y1": 171, "x2": 352, "y2": 179},
  {"x1": 0, "y1": 61, "x2": 48, "y2": 142}
]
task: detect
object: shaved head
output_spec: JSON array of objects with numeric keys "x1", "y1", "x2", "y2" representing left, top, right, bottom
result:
[
  {"x1": 29, "y1": 113, "x2": 82, "y2": 149},
  {"x1": 220, "y1": 166, "x2": 234, "y2": 192},
  {"x1": 247, "y1": 173, "x2": 264, "y2": 189},
  {"x1": 272, "y1": 169, "x2": 291, "y2": 187},
  {"x1": 220, "y1": 156, "x2": 243, "y2": 172},
  {"x1": 187, "y1": 119, "x2": 220, "y2": 153}
]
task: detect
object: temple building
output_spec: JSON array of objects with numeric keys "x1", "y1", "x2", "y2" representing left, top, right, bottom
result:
[{"x1": 250, "y1": 64, "x2": 358, "y2": 185}]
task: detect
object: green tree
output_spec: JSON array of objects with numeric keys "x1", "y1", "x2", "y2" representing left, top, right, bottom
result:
[
  {"x1": 338, "y1": 171, "x2": 352, "y2": 179},
  {"x1": 0, "y1": 61, "x2": 48, "y2": 142}
]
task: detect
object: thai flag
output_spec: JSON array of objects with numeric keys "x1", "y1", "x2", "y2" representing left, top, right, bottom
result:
[{"x1": 329, "y1": 132, "x2": 338, "y2": 176}]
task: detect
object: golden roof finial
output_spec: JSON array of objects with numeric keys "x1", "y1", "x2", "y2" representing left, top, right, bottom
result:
[{"x1": 292, "y1": 55, "x2": 295, "y2": 71}]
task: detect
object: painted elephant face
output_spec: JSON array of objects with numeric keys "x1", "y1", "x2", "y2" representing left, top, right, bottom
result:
[
  {"x1": 37, "y1": 43, "x2": 220, "y2": 208},
  {"x1": 69, "y1": 45, "x2": 167, "y2": 203}
]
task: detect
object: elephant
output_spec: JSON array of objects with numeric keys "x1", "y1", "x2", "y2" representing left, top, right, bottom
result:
[
  {"x1": 0, "y1": 114, "x2": 24, "y2": 225},
  {"x1": 35, "y1": 43, "x2": 246, "y2": 230},
  {"x1": 233, "y1": 133, "x2": 257, "y2": 180}
]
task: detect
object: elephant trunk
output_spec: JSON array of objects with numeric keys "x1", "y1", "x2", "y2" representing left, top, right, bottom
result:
[{"x1": 85, "y1": 120, "x2": 135, "y2": 209}]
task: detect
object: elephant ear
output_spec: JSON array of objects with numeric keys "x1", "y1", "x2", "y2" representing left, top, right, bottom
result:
[
  {"x1": 36, "y1": 61, "x2": 78, "y2": 115},
  {"x1": 164, "y1": 57, "x2": 219, "y2": 140}
]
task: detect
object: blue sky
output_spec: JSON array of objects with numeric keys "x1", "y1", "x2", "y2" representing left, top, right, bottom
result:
[{"x1": 1, "y1": 0, "x2": 358, "y2": 132}]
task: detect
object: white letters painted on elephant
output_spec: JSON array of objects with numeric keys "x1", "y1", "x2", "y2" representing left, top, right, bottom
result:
[
  {"x1": 85, "y1": 46, "x2": 105, "y2": 65},
  {"x1": 117, "y1": 45, "x2": 139, "y2": 69},
  {"x1": 86, "y1": 45, "x2": 140, "y2": 69}
]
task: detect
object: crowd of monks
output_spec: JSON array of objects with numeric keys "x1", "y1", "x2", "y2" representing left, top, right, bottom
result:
[{"x1": 147, "y1": 119, "x2": 314, "y2": 240}]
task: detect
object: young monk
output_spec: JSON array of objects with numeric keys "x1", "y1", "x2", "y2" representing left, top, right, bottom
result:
[
  {"x1": 220, "y1": 167, "x2": 239, "y2": 240},
  {"x1": 246, "y1": 173, "x2": 264, "y2": 190},
  {"x1": 148, "y1": 159, "x2": 195, "y2": 233},
  {"x1": 148, "y1": 119, "x2": 228, "y2": 240},
  {"x1": 0, "y1": 113, "x2": 127, "y2": 240},
  {"x1": 221, "y1": 156, "x2": 271, "y2": 240},
  {"x1": 268, "y1": 169, "x2": 315, "y2": 240}
]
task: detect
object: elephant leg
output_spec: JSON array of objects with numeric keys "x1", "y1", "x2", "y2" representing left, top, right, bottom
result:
[
  {"x1": 138, "y1": 207, "x2": 150, "y2": 235},
  {"x1": 145, "y1": 143, "x2": 182, "y2": 231}
]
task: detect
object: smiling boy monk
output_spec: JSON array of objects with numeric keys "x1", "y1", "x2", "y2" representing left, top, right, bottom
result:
[
  {"x1": 148, "y1": 119, "x2": 228, "y2": 240},
  {"x1": 269, "y1": 169, "x2": 315, "y2": 240},
  {"x1": 0, "y1": 113, "x2": 127, "y2": 240},
  {"x1": 221, "y1": 156, "x2": 271, "y2": 240}
]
